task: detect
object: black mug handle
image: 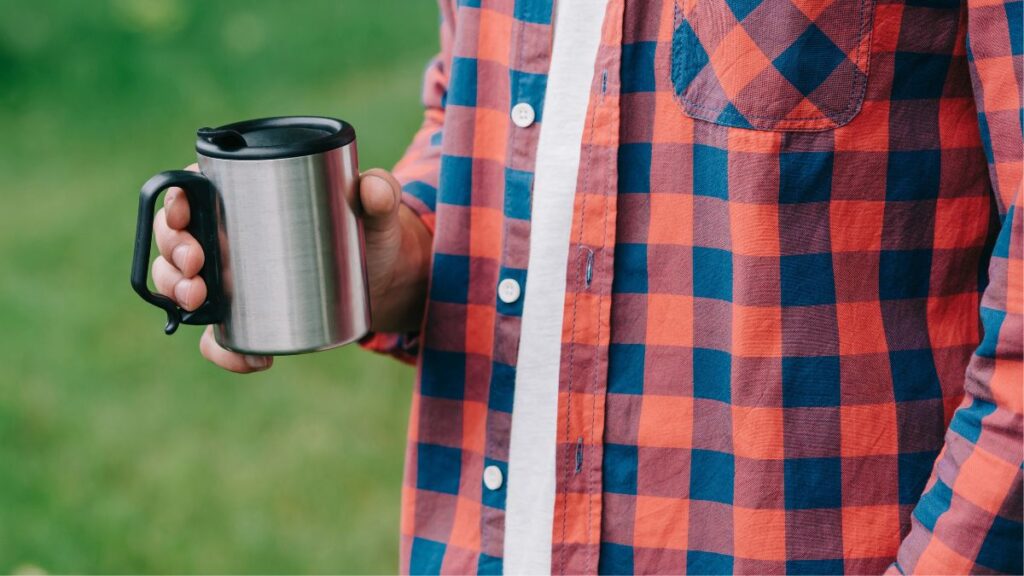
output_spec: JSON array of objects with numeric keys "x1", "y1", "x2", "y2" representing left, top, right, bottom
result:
[{"x1": 131, "y1": 170, "x2": 224, "y2": 334}]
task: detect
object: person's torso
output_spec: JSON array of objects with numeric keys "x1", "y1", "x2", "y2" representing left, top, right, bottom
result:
[{"x1": 402, "y1": 0, "x2": 997, "y2": 573}]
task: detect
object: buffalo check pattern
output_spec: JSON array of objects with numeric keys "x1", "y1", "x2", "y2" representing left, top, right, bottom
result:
[
  {"x1": 364, "y1": 0, "x2": 1023, "y2": 573},
  {"x1": 672, "y1": 0, "x2": 873, "y2": 130}
]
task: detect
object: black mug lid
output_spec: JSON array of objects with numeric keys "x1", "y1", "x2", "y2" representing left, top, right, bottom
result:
[{"x1": 195, "y1": 116, "x2": 356, "y2": 160}]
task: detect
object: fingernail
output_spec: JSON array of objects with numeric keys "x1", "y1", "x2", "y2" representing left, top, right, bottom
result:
[
  {"x1": 174, "y1": 279, "x2": 190, "y2": 305},
  {"x1": 245, "y1": 355, "x2": 269, "y2": 369},
  {"x1": 172, "y1": 244, "x2": 190, "y2": 269}
]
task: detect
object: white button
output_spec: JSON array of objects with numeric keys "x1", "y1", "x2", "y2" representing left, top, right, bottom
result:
[
  {"x1": 497, "y1": 278, "x2": 521, "y2": 304},
  {"x1": 510, "y1": 102, "x2": 535, "y2": 128},
  {"x1": 483, "y1": 465, "x2": 504, "y2": 490}
]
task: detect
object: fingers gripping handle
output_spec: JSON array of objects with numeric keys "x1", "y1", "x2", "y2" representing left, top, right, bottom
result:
[{"x1": 131, "y1": 170, "x2": 224, "y2": 334}]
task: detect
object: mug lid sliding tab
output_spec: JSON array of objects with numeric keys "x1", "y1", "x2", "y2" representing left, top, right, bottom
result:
[{"x1": 195, "y1": 116, "x2": 355, "y2": 160}]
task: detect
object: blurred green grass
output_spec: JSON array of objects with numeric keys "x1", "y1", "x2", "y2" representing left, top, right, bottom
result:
[{"x1": 0, "y1": 1, "x2": 437, "y2": 572}]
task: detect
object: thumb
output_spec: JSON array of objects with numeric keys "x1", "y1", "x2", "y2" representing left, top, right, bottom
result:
[{"x1": 359, "y1": 168, "x2": 402, "y2": 234}]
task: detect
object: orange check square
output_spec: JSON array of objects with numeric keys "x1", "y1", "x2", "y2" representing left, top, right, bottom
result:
[
  {"x1": 634, "y1": 496, "x2": 689, "y2": 550},
  {"x1": 871, "y1": 4, "x2": 904, "y2": 52},
  {"x1": 584, "y1": 97, "x2": 621, "y2": 147},
  {"x1": 851, "y1": 36, "x2": 872, "y2": 74},
  {"x1": 465, "y1": 303, "x2": 496, "y2": 355},
  {"x1": 654, "y1": 92, "x2": 694, "y2": 144},
  {"x1": 732, "y1": 406, "x2": 784, "y2": 460},
  {"x1": 407, "y1": 392, "x2": 421, "y2": 438},
  {"x1": 733, "y1": 304, "x2": 782, "y2": 357},
  {"x1": 927, "y1": 293, "x2": 981, "y2": 348},
  {"x1": 710, "y1": 26, "x2": 771, "y2": 100},
  {"x1": 472, "y1": 107, "x2": 508, "y2": 163},
  {"x1": 575, "y1": 193, "x2": 615, "y2": 247},
  {"x1": 830, "y1": 200, "x2": 884, "y2": 252},
  {"x1": 638, "y1": 395, "x2": 694, "y2": 449},
  {"x1": 842, "y1": 505, "x2": 900, "y2": 558},
  {"x1": 646, "y1": 294, "x2": 694, "y2": 347},
  {"x1": 401, "y1": 485, "x2": 416, "y2": 536},
  {"x1": 840, "y1": 403, "x2": 898, "y2": 457},
  {"x1": 476, "y1": 9, "x2": 512, "y2": 66},
  {"x1": 649, "y1": 193, "x2": 694, "y2": 246},
  {"x1": 933, "y1": 196, "x2": 991, "y2": 249},
  {"x1": 953, "y1": 446, "x2": 1021, "y2": 514},
  {"x1": 836, "y1": 100, "x2": 890, "y2": 151},
  {"x1": 995, "y1": 163, "x2": 1023, "y2": 208},
  {"x1": 562, "y1": 392, "x2": 603, "y2": 442},
  {"x1": 461, "y1": 399, "x2": 487, "y2": 455},
  {"x1": 992, "y1": 359, "x2": 1024, "y2": 414},
  {"x1": 784, "y1": 96, "x2": 828, "y2": 124},
  {"x1": 657, "y1": 0, "x2": 675, "y2": 41},
  {"x1": 789, "y1": 0, "x2": 830, "y2": 20},
  {"x1": 567, "y1": 292, "x2": 604, "y2": 347},
  {"x1": 938, "y1": 98, "x2": 982, "y2": 149},
  {"x1": 975, "y1": 57, "x2": 1021, "y2": 113},
  {"x1": 836, "y1": 301, "x2": 888, "y2": 355},
  {"x1": 556, "y1": 491, "x2": 601, "y2": 544},
  {"x1": 448, "y1": 496, "x2": 482, "y2": 551},
  {"x1": 734, "y1": 507, "x2": 787, "y2": 560},
  {"x1": 468, "y1": 206, "x2": 503, "y2": 260},
  {"x1": 727, "y1": 125, "x2": 782, "y2": 154},
  {"x1": 1006, "y1": 256, "x2": 1023, "y2": 315},
  {"x1": 916, "y1": 539, "x2": 975, "y2": 575},
  {"x1": 730, "y1": 203, "x2": 780, "y2": 257}
]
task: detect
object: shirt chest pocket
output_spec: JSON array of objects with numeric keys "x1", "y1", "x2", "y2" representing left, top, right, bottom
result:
[{"x1": 671, "y1": 0, "x2": 876, "y2": 131}]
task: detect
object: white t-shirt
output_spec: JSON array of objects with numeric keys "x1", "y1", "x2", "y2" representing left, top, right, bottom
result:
[{"x1": 504, "y1": 1, "x2": 609, "y2": 573}]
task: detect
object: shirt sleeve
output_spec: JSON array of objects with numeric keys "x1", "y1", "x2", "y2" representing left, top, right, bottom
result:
[
  {"x1": 890, "y1": 1, "x2": 1023, "y2": 573},
  {"x1": 358, "y1": 1, "x2": 453, "y2": 364}
]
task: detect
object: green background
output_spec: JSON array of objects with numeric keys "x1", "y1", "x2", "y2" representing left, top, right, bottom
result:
[{"x1": 0, "y1": 1, "x2": 437, "y2": 572}]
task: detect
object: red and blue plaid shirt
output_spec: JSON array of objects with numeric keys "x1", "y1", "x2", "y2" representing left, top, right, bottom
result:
[{"x1": 365, "y1": 0, "x2": 1023, "y2": 573}]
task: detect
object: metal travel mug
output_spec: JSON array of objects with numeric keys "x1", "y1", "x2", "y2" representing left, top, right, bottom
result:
[{"x1": 130, "y1": 116, "x2": 371, "y2": 355}]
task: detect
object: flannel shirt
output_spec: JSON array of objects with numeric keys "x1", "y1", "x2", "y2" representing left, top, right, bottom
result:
[{"x1": 364, "y1": 0, "x2": 1024, "y2": 573}]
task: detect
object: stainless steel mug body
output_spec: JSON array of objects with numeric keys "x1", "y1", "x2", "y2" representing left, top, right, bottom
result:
[
  {"x1": 132, "y1": 117, "x2": 370, "y2": 355},
  {"x1": 199, "y1": 145, "x2": 368, "y2": 354}
]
